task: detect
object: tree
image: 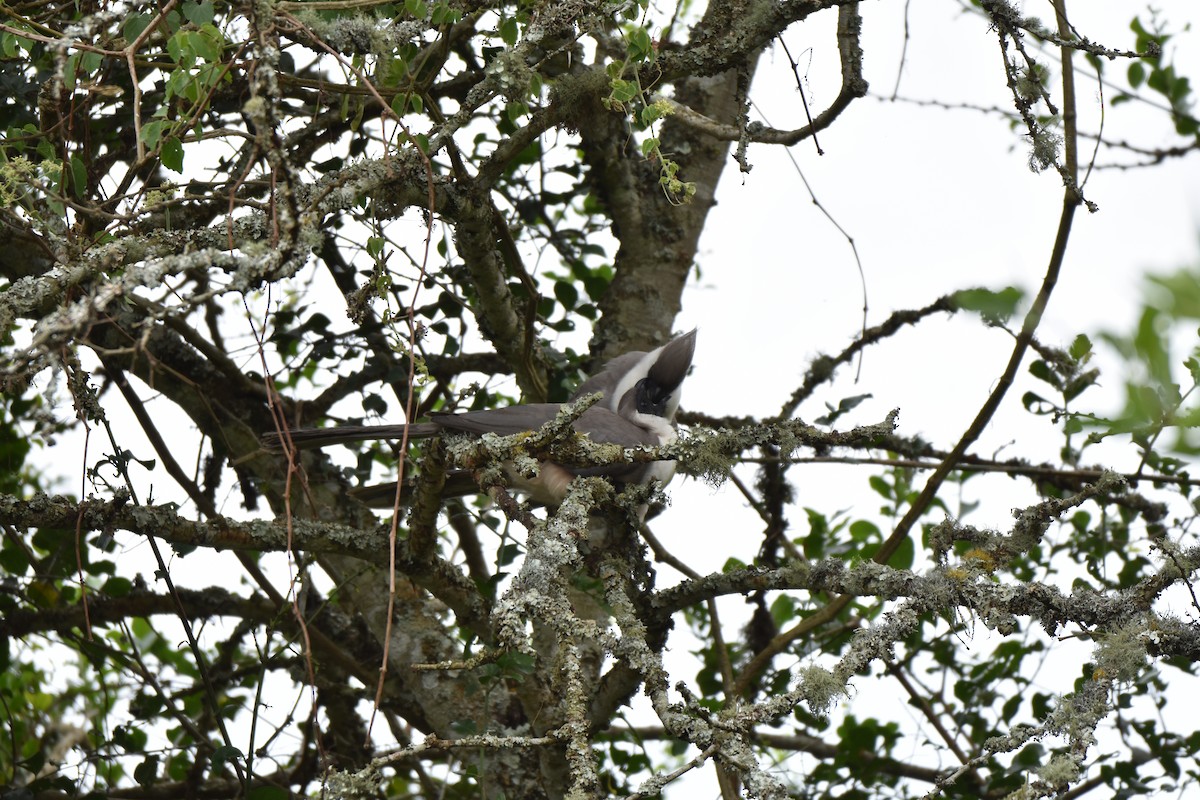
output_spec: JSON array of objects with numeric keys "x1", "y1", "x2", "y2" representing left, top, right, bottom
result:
[{"x1": 2, "y1": 0, "x2": 1200, "y2": 797}]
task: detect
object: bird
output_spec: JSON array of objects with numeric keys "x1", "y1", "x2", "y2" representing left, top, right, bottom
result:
[{"x1": 264, "y1": 330, "x2": 697, "y2": 509}]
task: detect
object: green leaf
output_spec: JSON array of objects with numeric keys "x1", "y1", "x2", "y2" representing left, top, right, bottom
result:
[
  {"x1": 313, "y1": 156, "x2": 343, "y2": 174},
  {"x1": 80, "y1": 51, "x2": 104, "y2": 74},
  {"x1": 189, "y1": 27, "x2": 222, "y2": 62},
  {"x1": 36, "y1": 137, "x2": 58, "y2": 161},
  {"x1": 505, "y1": 101, "x2": 527, "y2": 124},
  {"x1": 499, "y1": 16, "x2": 518, "y2": 46},
  {"x1": 1133, "y1": 307, "x2": 1171, "y2": 387},
  {"x1": 553, "y1": 280, "x2": 578, "y2": 309},
  {"x1": 451, "y1": 718, "x2": 478, "y2": 736},
  {"x1": 1022, "y1": 390, "x2": 1054, "y2": 414},
  {"x1": 69, "y1": 154, "x2": 88, "y2": 197},
  {"x1": 1146, "y1": 270, "x2": 1200, "y2": 319},
  {"x1": 182, "y1": 0, "x2": 215, "y2": 26},
  {"x1": 103, "y1": 576, "x2": 133, "y2": 596},
  {"x1": 0, "y1": 539, "x2": 30, "y2": 575},
  {"x1": 867, "y1": 475, "x2": 892, "y2": 500},
  {"x1": 2, "y1": 31, "x2": 33, "y2": 57},
  {"x1": 111, "y1": 723, "x2": 148, "y2": 751},
  {"x1": 1063, "y1": 370, "x2": 1098, "y2": 402},
  {"x1": 888, "y1": 535, "x2": 915, "y2": 570},
  {"x1": 497, "y1": 651, "x2": 535, "y2": 678},
  {"x1": 390, "y1": 91, "x2": 408, "y2": 118},
  {"x1": 123, "y1": 13, "x2": 153, "y2": 42},
  {"x1": 431, "y1": 2, "x2": 460, "y2": 25},
  {"x1": 210, "y1": 744, "x2": 244, "y2": 771},
  {"x1": 247, "y1": 787, "x2": 290, "y2": 800},
  {"x1": 1028, "y1": 359, "x2": 1060, "y2": 389},
  {"x1": 769, "y1": 593, "x2": 796, "y2": 626},
  {"x1": 849, "y1": 519, "x2": 880, "y2": 543},
  {"x1": 1186, "y1": 354, "x2": 1200, "y2": 386},
  {"x1": 1069, "y1": 333, "x2": 1092, "y2": 361},
  {"x1": 627, "y1": 26, "x2": 653, "y2": 62},
  {"x1": 815, "y1": 393, "x2": 872, "y2": 426},
  {"x1": 134, "y1": 755, "x2": 160, "y2": 786},
  {"x1": 1128, "y1": 61, "x2": 1146, "y2": 88},
  {"x1": 64, "y1": 53, "x2": 80, "y2": 91},
  {"x1": 161, "y1": 136, "x2": 184, "y2": 173},
  {"x1": 951, "y1": 286, "x2": 1024, "y2": 323},
  {"x1": 609, "y1": 79, "x2": 639, "y2": 104},
  {"x1": 167, "y1": 31, "x2": 185, "y2": 64}
]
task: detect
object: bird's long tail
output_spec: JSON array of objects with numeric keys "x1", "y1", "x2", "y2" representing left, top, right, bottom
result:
[{"x1": 262, "y1": 423, "x2": 442, "y2": 451}]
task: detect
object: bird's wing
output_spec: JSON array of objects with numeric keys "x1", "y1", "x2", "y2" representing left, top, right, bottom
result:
[
  {"x1": 573, "y1": 407, "x2": 662, "y2": 448},
  {"x1": 436, "y1": 405, "x2": 660, "y2": 447},
  {"x1": 568, "y1": 406, "x2": 672, "y2": 483}
]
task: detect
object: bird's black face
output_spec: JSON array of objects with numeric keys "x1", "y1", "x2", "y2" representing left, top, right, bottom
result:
[
  {"x1": 633, "y1": 377, "x2": 672, "y2": 418},
  {"x1": 612, "y1": 329, "x2": 695, "y2": 424}
]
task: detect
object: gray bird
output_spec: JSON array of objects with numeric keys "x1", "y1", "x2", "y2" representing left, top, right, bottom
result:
[{"x1": 265, "y1": 330, "x2": 696, "y2": 508}]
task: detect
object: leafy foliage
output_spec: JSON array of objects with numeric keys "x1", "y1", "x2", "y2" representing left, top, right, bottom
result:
[{"x1": 0, "y1": 0, "x2": 1199, "y2": 799}]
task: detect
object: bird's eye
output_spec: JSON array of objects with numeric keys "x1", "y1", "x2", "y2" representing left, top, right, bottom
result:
[{"x1": 634, "y1": 378, "x2": 670, "y2": 415}]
